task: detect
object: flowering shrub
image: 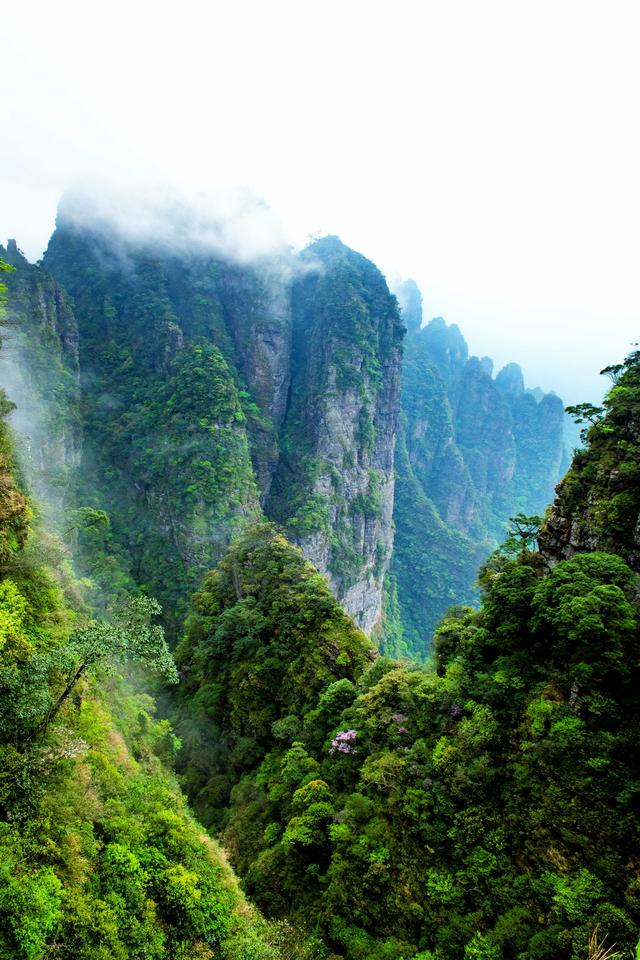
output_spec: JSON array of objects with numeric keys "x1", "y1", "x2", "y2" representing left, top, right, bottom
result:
[
  {"x1": 330, "y1": 729, "x2": 357, "y2": 755},
  {"x1": 391, "y1": 712, "x2": 408, "y2": 724}
]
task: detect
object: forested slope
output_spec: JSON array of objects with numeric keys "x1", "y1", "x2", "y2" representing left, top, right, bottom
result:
[
  {"x1": 0, "y1": 204, "x2": 638, "y2": 960},
  {"x1": 5, "y1": 211, "x2": 566, "y2": 650},
  {"x1": 388, "y1": 280, "x2": 566, "y2": 656},
  {"x1": 175, "y1": 350, "x2": 640, "y2": 959},
  {"x1": 0, "y1": 258, "x2": 308, "y2": 960}
]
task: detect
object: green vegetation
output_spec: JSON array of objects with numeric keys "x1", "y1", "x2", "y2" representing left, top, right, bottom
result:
[
  {"x1": 544, "y1": 349, "x2": 640, "y2": 560},
  {"x1": 39, "y1": 228, "x2": 271, "y2": 639},
  {"x1": 173, "y1": 523, "x2": 374, "y2": 828},
  {"x1": 390, "y1": 289, "x2": 566, "y2": 656},
  {"x1": 0, "y1": 258, "x2": 14, "y2": 322},
  {"x1": 0, "y1": 280, "x2": 298, "y2": 959},
  {"x1": 267, "y1": 236, "x2": 403, "y2": 597},
  {"x1": 0, "y1": 243, "x2": 81, "y2": 530},
  {"x1": 4, "y1": 219, "x2": 640, "y2": 960},
  {"x1": 177, "y1": 540, "x2": 640, "y2": 959},
  {"x1": 174, "y1": 353, "x2": 640, "y2": 958}
]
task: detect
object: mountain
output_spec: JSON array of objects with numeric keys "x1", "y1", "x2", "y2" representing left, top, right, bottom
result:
[
  {"x1": 172, "y1": 349, "x2": 640, "y2": 960},
  {"x1": 38, "y1": 214, "x2": 403, "y2": 638},
  {"x1": 1, "y1": 198, "x2": 639, "y2": 959},
  {"x1": 267, "y1": 237, "x2": 403, "y2": 634},
  {"x1": 388, "y1": 280, "x2": 567, "y2": 656},
  {"x1": 3, "y1": 206, "x2": 567, "y2": 650},
  {"x1": 28, "y1": 206, "x2": 564, "y2": 649}
]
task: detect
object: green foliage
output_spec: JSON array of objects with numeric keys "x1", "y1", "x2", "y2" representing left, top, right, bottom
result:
[
  {"x1": 0, "y1": 855, "x2": 62, "y2": 960},
  {"x1": 566, "y1": 402, "x2": 605, "y2": 441},
  {"x1": 502, "y1": 512, "x2": 543, "y2": 556},
  {"x1": 543, "y1": 349, "x2": 640, "y2": 564},
  {"x1": 390, "y1": 308, "x2": 566, "y2": 655},
  {"x1": 173, "y1": 523, "x2": 373, "y2": 827},
  {"x1": 176, "y1": 517, "x2": 640, "y2": 958},
  {"x1": 388, "y1": 430, "x2": 485, "y2": 657},
  {"x1": 38, "y1": 232, "x2": 269, "y2": 638},
  {"x1": 0, "y1": 360, "x2": 288, "y2": 959},
  {"x1": 0, "y1": 259, "x2": 15, "y2": 324},
  {"x1": 7, "y1": 222, "x2": 640, "y2": 960}
]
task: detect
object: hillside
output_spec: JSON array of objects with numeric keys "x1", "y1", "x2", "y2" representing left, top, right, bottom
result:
[
  {"x1": 174, "y1": 349, "x2": 640, "y2": 959},
  {"x1": 1, "y1": 204, "x2": 636, "y2": 959},
  {"x1": 0, "y1": 313, "x2": 296, "y2": 957},
  {"x1": 388, "y1": 280, "x2": 566, "y2": 655},
  {"x1": 4, "y1": 213, "x2": 565, "y2": 651}
]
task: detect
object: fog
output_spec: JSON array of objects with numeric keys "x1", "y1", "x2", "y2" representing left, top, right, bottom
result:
[
  {"x1": 4, "y1": 0, "x2": 640, "y2": 403},
  {"x1": 56, "y1": 184, "x2": 291, "y2": 265}
]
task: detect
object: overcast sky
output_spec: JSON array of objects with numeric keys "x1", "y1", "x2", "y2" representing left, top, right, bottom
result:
[{"x1": 3, "y1": 0, "x2": 640, "y2": 403}]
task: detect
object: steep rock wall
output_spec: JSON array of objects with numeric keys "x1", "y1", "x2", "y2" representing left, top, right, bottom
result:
[
  {"x1": 388, "y1": 280, "x2": 568, "y2": 656},
  {"x1": 42, "y1": 220, "x2": 265, "y2": 632},
  {"x1": 267, "y1": 237, "x2": 404, "y2": 633},
  {"x1": 0, "y1": 240, "x2": 82, "y2": 523},
  {"x1": 539, "y1": 352, "x2": 640, "y2": 569}
]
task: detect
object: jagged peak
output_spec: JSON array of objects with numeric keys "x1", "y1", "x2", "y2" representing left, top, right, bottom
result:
[
  {"x1": 1, "y1": 239, "x2": 29, "y2": 267},
  {"x1": 479, "y1": 356, "x2": 494, "y2": 377},
  {"x1": 422, "y1": 316, "x2": 469, "y2": 368},
  {"x1": 394, "y1": 278, "x2": 423, "y2": 332},
  {"x1": 495, "y1": 361, "x2": 525, "y2": 396}
]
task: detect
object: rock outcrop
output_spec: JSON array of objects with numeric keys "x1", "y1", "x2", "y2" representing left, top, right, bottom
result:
[
  {"x1": 40, "y1": 219, "x2": 403, "y2": 636},
  {"x1": 0, "y1": 240, "x2": 82, "y2": 523},
  {"x1": 42, "y1": 218, "x2": 264, "y2": 632},
  {"x1": 267, "y1": 237, "x2": 404, "y2": 633},
  {"x1": 3, "y1": 200, "x2": 569, "y2": 650},
  {"x1": 539, "y1": 352, "x2": 640, "y2": 570},
  {"x1": 387, "y1": 280, "x2": 568, "y2": 657}
]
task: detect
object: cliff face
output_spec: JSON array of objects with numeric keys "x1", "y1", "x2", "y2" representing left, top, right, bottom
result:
[
  {"x1": 407, "y1": 310, "x2": 566, "y2": 539},
  {"x1": 4, "y1": 204, "x2": 568, "y2": 651},
  {"x1": 39, "y1": 220, "x2": 403, "y2": 637},
  {"x1": 42, "y1": 220, "x2": 266, "y2": 632},
  {"x1": 387, "y1": 280, "x2": 567, "y2": 656},
  {"x1": 539, "y1": 352, "x2": 640, "y2": 569},
  {"x1": 267, "y1": 237, "x2": 404, "y2": 634},
  {"x1": 0, "y1": 240, "x2": 81, "y2": 522}
]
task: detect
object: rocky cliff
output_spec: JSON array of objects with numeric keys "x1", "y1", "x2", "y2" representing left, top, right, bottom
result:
[
  {"x1": 539, "y1": 350, "x2": 640, "y2": 569},
  {"x1": 0, "y1": 239, "x2": 81, "y2": 524},
  {"x1": 388, "y1": 280, "x2": 567, "y2": 656},
  {"x1": 267, "y1": 237, "x2": 404, "y2": 634},
  {"x1": 41, "y1": 215, "x2": 275, "y2": 632},
  {"x1": 37, "y1": 218, "x2": 403, "y2": 636},
  {"x1": 2, "y1": 202, "x2": 568, "y2": 649}
]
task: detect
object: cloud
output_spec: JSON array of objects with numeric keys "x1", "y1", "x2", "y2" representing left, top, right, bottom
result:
[{"x1": 57, "y1": 180, "x2": 292, "y2": 266}]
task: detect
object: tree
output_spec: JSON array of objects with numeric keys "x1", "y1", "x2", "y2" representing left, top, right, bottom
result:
[
  {"x1": 37, "y1": 595, "x2": 177, "y2": 739},
  {"x1": 599, "y1": 364, "x2": 624, "y2": 385},
  {"x1": 503, "y1": 513, "x2": 542, "y2": 556},
  {"x1": 565, "y1": 403, "x2": 605, "y2": 442},
  {"x1": 63, "y1": 506, "x2": 110, "y2": 538},
  {"x1": 0, "y1": 260, "x2": 14, "y2": 323}
]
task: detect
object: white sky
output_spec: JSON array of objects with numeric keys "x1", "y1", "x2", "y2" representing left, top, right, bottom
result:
[{"x1": 3, "y1": 0, "x2": 640, "y2": 403}]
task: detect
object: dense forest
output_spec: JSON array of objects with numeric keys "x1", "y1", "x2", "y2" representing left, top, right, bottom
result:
[{"x1": 0, "y1": 200, "x2": 638, "y2": 959}]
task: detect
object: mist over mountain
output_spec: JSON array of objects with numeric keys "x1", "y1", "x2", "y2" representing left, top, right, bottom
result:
[
  {"x1": 387, "y1": 281, "x2": 567, "y2": 655},
  {"x1": 0, "y1": 190, "x2": 638, "y2": 959},
  {"x1": 2, "y1": 191, "x2": 567, "y2": 649}
]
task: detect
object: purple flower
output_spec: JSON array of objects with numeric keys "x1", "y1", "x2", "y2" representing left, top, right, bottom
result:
[
  {"x1": 330, "y1": 729, "x2": 357, "y2": 755},
  {"x1": 450, "y1": 704, "x2": 463, "y2": 718}
]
